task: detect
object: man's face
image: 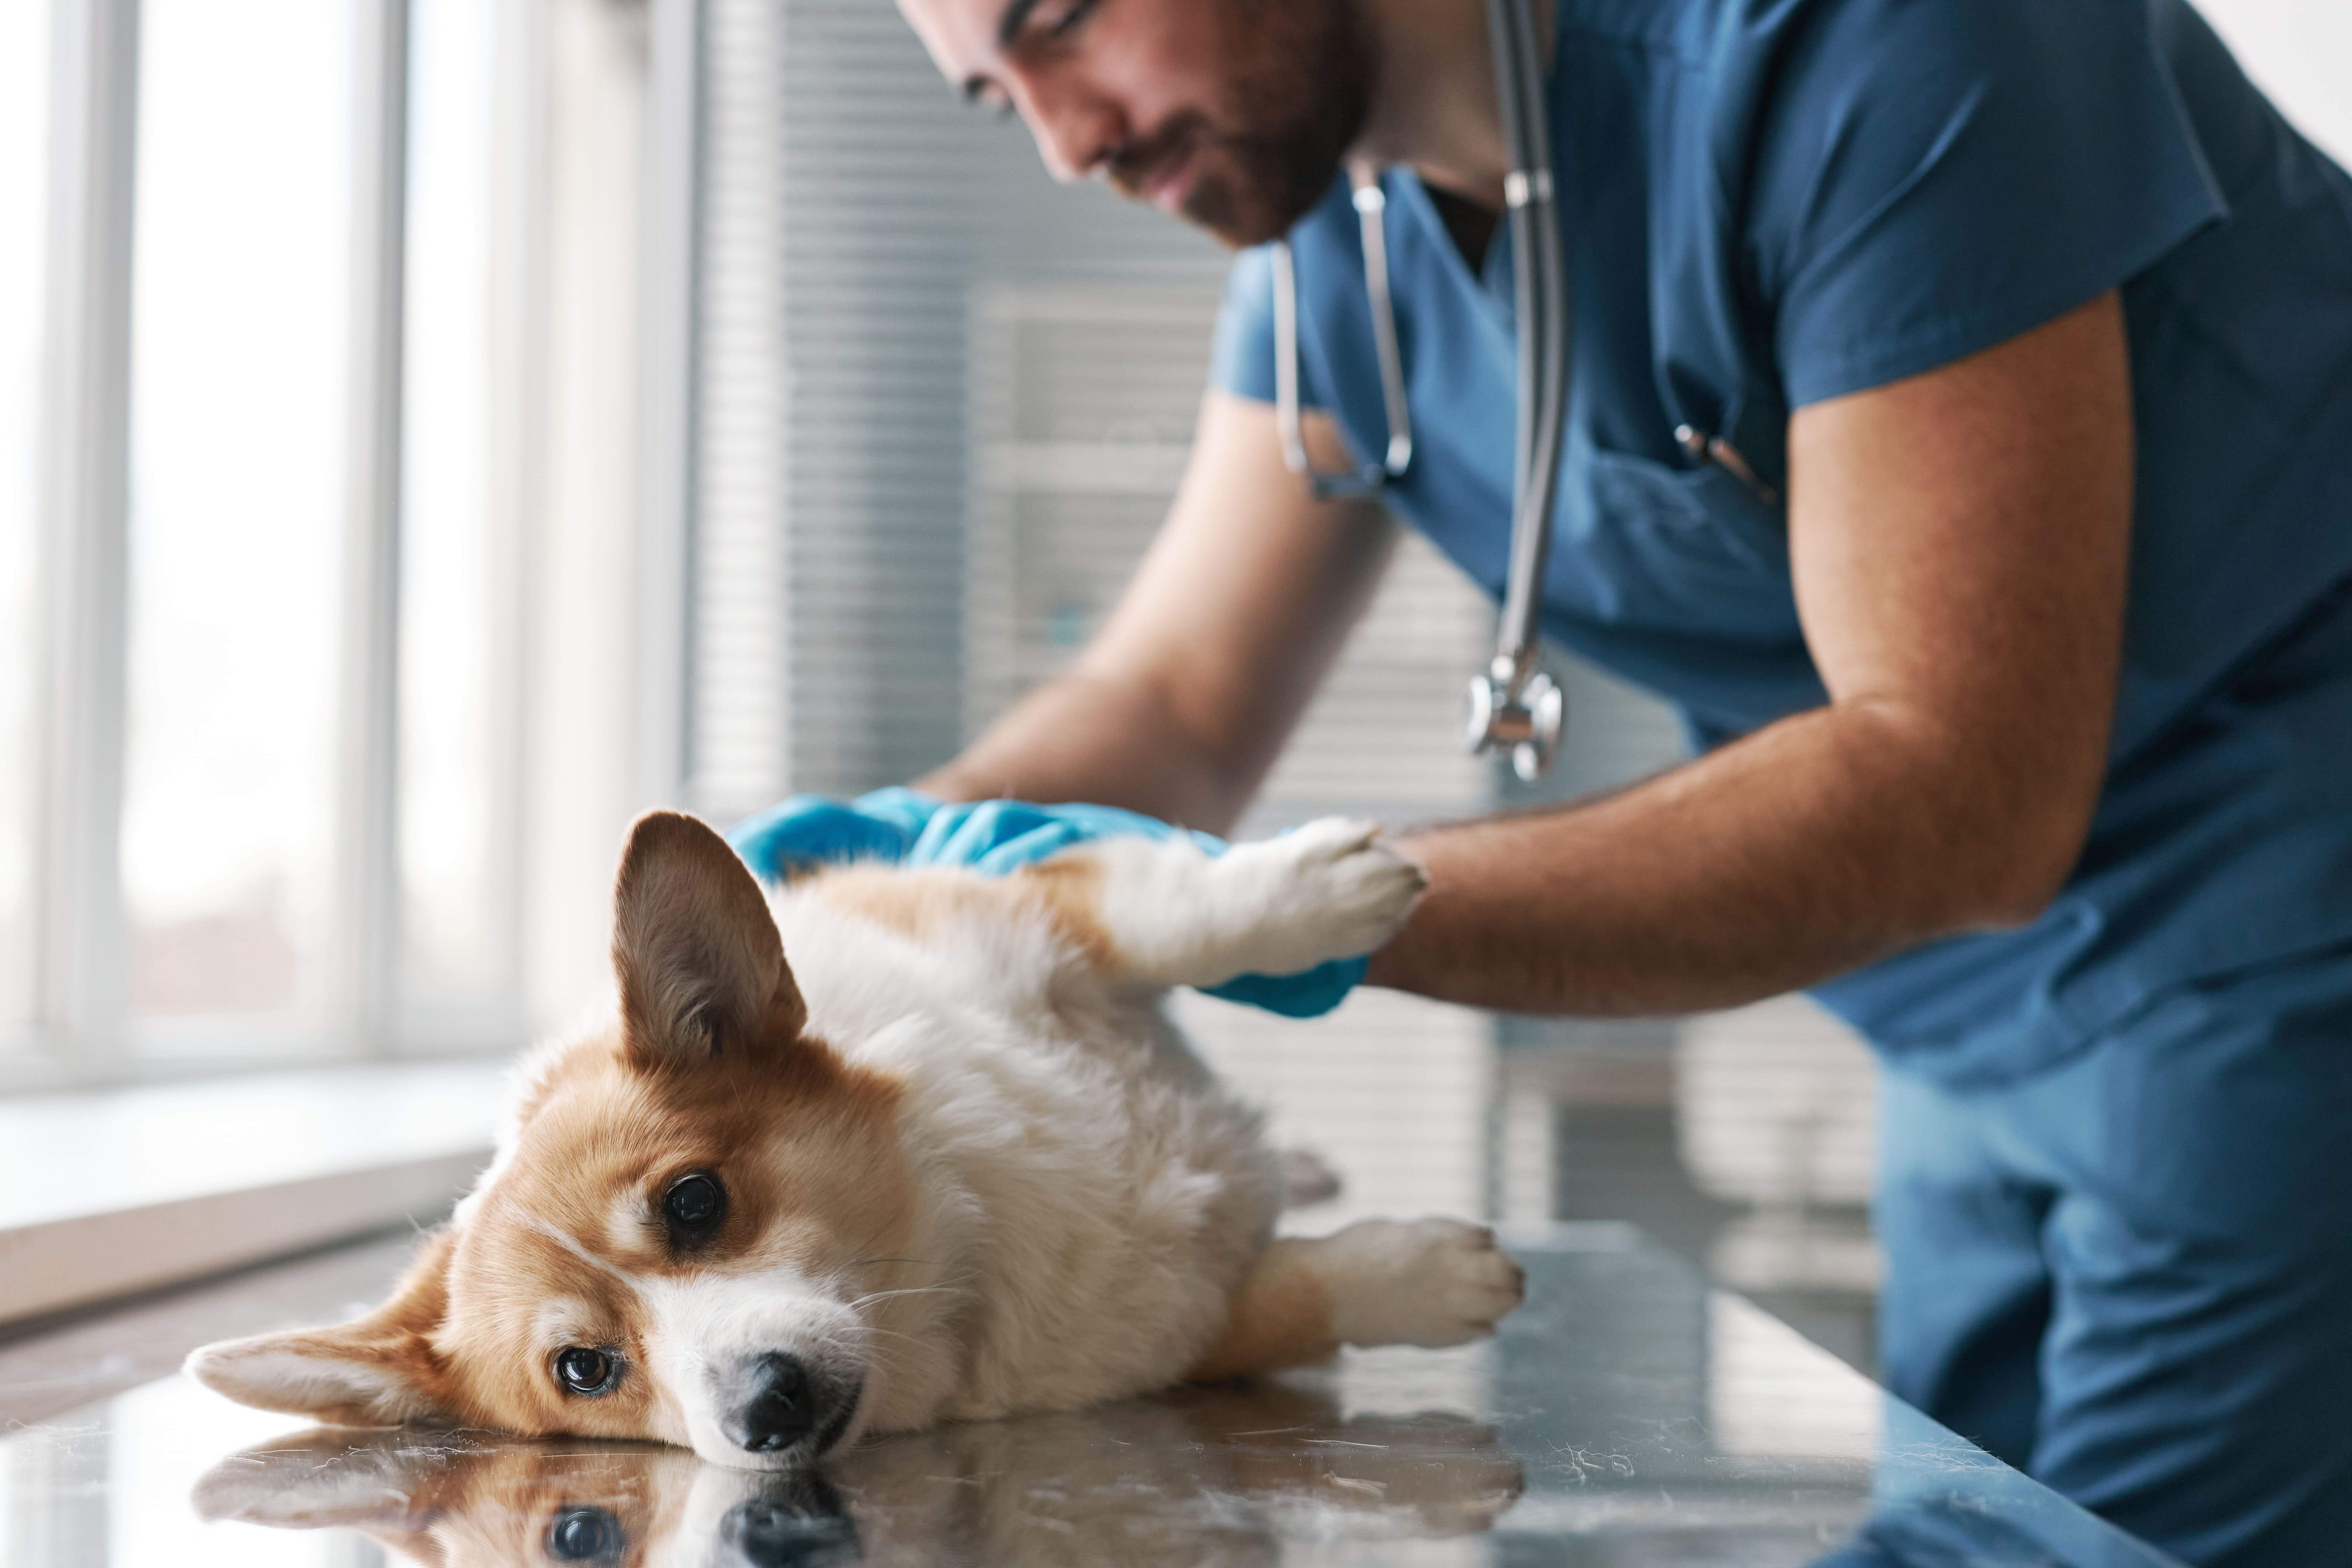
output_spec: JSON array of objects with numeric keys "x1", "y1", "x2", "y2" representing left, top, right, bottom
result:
[{"x1": 896, "y1": 0, "x2": 1375, "y2": 246}]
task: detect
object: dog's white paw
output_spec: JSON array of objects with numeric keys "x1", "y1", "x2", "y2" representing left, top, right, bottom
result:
[
  {"x1": 1206, "y1": 818, "x2": 1426, "y2": 978},
  {"x1": 1079, "y1": 818, "x2": 1424, "y2": 989},
  {"x1": 1318, "y1": 1218, "x2": 1527, "y2": 1350}
]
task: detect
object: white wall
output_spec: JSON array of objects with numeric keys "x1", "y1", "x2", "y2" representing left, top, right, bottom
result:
[{"x1": 2196, "y1": 0, "x2": 2352, "y2": 164}]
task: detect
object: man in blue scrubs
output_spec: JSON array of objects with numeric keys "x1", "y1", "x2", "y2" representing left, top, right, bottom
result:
[{"x1": 775, "y1": 0, "x2": 2352, "y2": 1559}]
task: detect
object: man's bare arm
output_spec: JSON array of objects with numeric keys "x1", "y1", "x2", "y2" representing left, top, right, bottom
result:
[
  {"x1": 1368, "y1": 293, "x2": 2134, "y2": 1014},
  {"x1": 919, "y1": 390, "x2": 1396, "y2": 834}
]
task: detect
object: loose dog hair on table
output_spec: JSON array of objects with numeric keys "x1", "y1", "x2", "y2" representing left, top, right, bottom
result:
[{"x1": 188, "y1": 810, "x2": 1524, "y2": 1469}]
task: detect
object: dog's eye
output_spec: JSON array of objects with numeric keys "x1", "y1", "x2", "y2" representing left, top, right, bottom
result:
[
  {"x1": 554, "y1": 1347, "x2": 617, "y2": 1396},
  {"x1": 662, "y1": 1171, "x2": 726, "y2": 1239},
  {"x1": 546, "y1": 1504, "x2": 623, "y2": 1561}
]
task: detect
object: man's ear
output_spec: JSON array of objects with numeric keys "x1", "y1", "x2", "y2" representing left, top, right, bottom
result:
[
  {"x1": 183, "y1": 1230, "x2": 458, "y2": 1427},
  {"x1": 612, "y1": 809, "x2": 807, "y2": 1070}
]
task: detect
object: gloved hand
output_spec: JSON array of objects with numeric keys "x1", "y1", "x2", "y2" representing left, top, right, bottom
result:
[
  {"x1": 726, "y1": 789, "x2": 1369, "y2": 1018},
  {"x1": 727, "y1": 786, "x2": 942, "y2": 877}
]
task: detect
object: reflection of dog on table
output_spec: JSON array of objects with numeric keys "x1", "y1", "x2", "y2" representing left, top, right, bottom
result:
[{"x1": 194, "y1": 1381, "x2": 1527, "y2": 1566}]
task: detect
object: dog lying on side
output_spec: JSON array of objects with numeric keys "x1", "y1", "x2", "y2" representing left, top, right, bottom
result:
[{"x1": 187, "y1": 810, "x2": 1525, "y2": 1469}]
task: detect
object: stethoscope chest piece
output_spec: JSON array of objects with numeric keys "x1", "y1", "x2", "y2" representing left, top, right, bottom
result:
[{"x1": 1466, "y1": 658, "x2": 1564, "y2": 783}]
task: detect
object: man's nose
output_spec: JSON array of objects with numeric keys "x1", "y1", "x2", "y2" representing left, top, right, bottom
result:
[
  {"x1": 722, "y1": 1352, "x2": 817, "y2": 1454},
  {"x1": 1013, "y1": 70, "x2": 1124, "y2": 184}
]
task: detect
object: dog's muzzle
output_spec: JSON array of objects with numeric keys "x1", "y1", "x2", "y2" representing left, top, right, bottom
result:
[{"x1": 719, "y1": 1353, "x2": 861, "y2": 1461}]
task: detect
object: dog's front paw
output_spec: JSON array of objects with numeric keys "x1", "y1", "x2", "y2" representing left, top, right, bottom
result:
[
  {"x1": 1320, "y1": 1218, "x2": 1526, "y2": 1350},
  {"x1": 1210, "y1": 818, "x2": 1426, "y2": 978}
]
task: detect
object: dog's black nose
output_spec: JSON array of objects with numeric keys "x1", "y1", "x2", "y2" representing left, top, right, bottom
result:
[{"x1": 724, "y1": 1352, "x2": 816, "y2": 1453}]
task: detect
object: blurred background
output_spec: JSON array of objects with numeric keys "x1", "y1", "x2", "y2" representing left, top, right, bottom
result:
[{"x1": 3, "y1": 0, "x2": 2345, "y2": 1377}]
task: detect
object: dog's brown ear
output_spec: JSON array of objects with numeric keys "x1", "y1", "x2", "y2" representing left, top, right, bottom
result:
[
  {"x1": 611, "y1": 810, "x2": 808, "y2": 1070},
  {"x1": 184, "y1": 1230, "x2": 459, "y2": 1426}
]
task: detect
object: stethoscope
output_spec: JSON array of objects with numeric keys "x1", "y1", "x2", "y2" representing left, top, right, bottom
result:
[{"x1": 1273, "y1": 0, "x2": 1567, "y2": 782}]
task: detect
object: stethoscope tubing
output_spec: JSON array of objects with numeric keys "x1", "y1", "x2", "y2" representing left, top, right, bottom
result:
[
  {"x1": 1272, "y1": 0, "x2": 1571, "y2": 775},
  {"x1": 1271, "y1": 177, "x2": 1410, "y2": 495},
  {"x1": 1487, "y1": 0, "x2": 1567, "y2": 694}
]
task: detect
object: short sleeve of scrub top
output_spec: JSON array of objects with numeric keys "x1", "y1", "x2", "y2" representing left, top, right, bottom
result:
[
  {"x1": 1208, "y1": 245, "x2": 1283, "y2": 408},
  {"x1": 1738, "y1": 0, "x2": 2224, "y2": 408}
]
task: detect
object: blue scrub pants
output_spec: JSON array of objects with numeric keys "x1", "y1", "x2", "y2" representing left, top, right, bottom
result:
[{"x1": 1876, "y1": 948, "x2": 2352, "y2": 1567}]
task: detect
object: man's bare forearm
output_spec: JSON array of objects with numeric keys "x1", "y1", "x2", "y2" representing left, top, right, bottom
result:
[
  {"x1": 1367, "y1": 697, "x2": 2081, "y2": 1016},
  {"x1": 915, "y1": 666, "x2": 1256, "y2": 833},
  {"x1": 1374, "y1": 297, "x2": 2133, "y2": 1017}
]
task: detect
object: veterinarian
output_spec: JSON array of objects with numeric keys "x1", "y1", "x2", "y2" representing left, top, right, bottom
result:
[{"x1": 732, "y1": 0, "x2": 2352, "y2": 1561}]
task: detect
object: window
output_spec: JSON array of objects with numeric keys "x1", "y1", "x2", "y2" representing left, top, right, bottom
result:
[
  {"x1": 398, "y1": 0, "x2": 521, "y2": 1037},
  {"x1": 2, "y1": 0, "x2": 651, "y2": 1091},
  {"x1": 0, "y1": 0, "x2": 49, "y2": 1043},
  {"x1": 120, "y1": 0, "x2": 353, "y2": 1039}
]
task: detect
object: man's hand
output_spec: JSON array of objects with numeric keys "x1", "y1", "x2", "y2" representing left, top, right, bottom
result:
[
  {"x1": 729, "y1": 788, "x2": 944, "y2": 876},
  {"x1": 1368, "y1": 292, "x2": 2135, "y2": 1014}
]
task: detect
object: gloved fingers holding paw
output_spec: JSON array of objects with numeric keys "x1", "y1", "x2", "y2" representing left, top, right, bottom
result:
[
  {"x1": 907, "y1": 797, "x2": 1226, "y2": 871},
  {"x1": 726, "y1": 789, "x2": 938, "y2": 880},
  {"x1": 726, "y1": 790, "x2": 1375, "y2": 1018}
]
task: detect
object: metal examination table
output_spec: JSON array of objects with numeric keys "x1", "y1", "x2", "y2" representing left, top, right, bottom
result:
[{"x1": 0, "y1": 1224, "x2": 2178, "y2": 1566}]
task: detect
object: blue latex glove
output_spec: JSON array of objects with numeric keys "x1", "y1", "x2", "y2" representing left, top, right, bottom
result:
[
  {"x1": 726, "y1": 790, "x2": 1367, "y2": 1018},
  {"x1": 905, "y1": 797, "x2": 1227, "y2": 873},
  {"x1": 727, "y1": 786, "x2": 941, "y2": 876}
]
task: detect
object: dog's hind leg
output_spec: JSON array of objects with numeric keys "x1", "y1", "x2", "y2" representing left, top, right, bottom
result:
[
  {"x1": 1018, "y1": 818, "x2": 1427, "y2": 991},
  {"x1": 1185, "y1": 1219, "x2": 1526, "y2": 1380},
  {"x1": 1184, "y1": 1238, "x2": 1345, "y2": 1379}
]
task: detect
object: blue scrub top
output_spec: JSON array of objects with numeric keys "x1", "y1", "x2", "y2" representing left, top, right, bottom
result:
[{"x1": 1211, "y1": 0, "x2": 2352, "y2": 1084}]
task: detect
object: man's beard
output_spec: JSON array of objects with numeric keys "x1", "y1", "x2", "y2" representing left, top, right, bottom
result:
[{"x1": 1104, "y1": 0, "x2": 1375, "y2": 247}]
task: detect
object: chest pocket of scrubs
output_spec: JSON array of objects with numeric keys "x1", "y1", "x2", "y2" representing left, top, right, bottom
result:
[{"x1": 1564, "y1": 449, "x2": 1801, "y2": 644}]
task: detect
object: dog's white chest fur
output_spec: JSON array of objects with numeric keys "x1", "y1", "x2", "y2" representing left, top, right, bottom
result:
[{"x1": 774, "y1": 881, "x2": 1284, "y2": 1430}]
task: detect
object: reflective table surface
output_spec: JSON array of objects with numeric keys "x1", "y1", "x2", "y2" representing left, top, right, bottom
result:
[{"x1": 0, "y1": 1224, "x2": 2178, "y2": 1566}]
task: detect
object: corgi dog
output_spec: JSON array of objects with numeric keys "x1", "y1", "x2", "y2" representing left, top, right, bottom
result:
[{"x1": 187, "y1": 810, "x2": 1525, "y2": 1469}]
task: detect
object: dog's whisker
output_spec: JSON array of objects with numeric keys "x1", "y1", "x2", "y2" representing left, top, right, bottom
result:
[
  {"x1": 847, "y1": 1284, "x2": 968, "y2": 1308},
  {"x1": 857, "y1": 1325, "x2": 929, "y2": 1347}
]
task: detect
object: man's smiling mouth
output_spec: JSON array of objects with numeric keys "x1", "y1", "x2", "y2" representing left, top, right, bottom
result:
[{"x1": 1140, "y1": 142, "x2": 1199, "y2": 212}]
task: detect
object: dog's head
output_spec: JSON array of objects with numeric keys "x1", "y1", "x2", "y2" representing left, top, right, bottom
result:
[{"x1": 188, "y1": 811, "x2": 926, "y2": 1470}]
